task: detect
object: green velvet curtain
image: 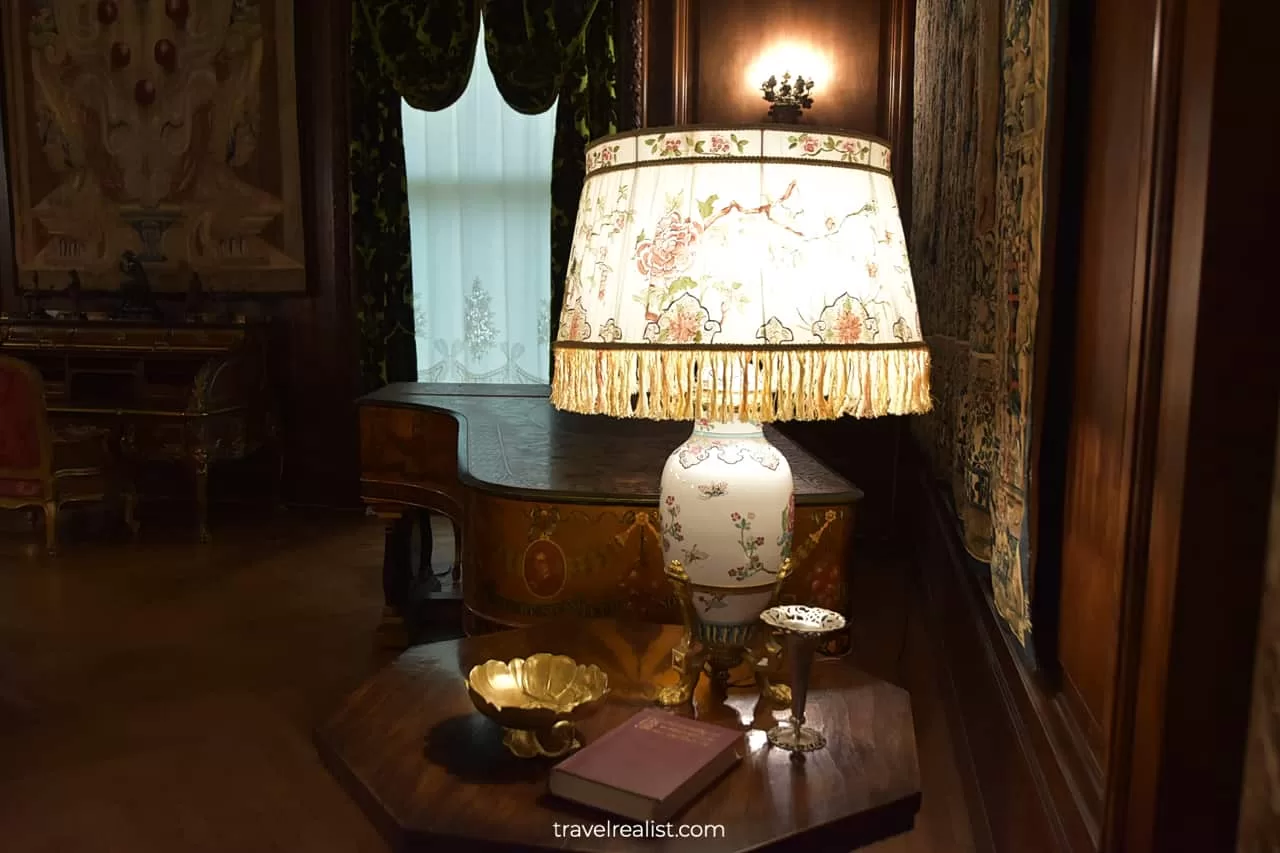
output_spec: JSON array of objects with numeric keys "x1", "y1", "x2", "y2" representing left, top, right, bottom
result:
[
  {"x1": 484, "y1": 0, "x2": 619, "y2": 343},
  {"x1": 359, "y1": 1, "x2": 481, "y2": 112},
  {"x1": 549, "y1": 15, "x2": 619, "y2": 335},
  {"x1": 350, "y1": 1, "x2": 479, "y2": 392},
  {"x1": 349, "y1": 0, "x2": 618, "y2": 390}
]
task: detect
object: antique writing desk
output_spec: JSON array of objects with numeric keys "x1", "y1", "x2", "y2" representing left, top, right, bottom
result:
[
  {"x1": 0, "y1": 317, "x2": 277, "y2": 541},
  {"x1": 358, "y1": 384, "x2": 862, "y2": 651}
]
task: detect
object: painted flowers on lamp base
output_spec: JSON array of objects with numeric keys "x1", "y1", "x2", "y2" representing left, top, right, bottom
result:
[{"x1": 659, "y1": 419, "x2": 795, "y2": 628}]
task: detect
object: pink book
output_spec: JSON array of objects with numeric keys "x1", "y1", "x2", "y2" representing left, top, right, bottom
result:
[{"x1": 549, "y1": 709, "x2": 744, "y2": 822}]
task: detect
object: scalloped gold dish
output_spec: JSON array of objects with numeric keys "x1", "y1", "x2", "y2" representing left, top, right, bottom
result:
[{"x1": 465, "y1": 653, "x2": 609, "y2": 758}]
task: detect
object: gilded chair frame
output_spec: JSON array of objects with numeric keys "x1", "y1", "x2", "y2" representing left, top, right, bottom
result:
[{"x1": 0, "y1": 354, "x2": 109, "y2": 554}]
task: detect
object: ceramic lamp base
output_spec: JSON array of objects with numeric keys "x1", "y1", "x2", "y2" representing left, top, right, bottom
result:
[{"x1": 655, "y1": 418, "x2": 796, "y2": 707}]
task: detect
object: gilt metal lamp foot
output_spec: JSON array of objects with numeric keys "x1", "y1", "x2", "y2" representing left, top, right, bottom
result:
[{"x1": 656, "y1": 558, "x2": 794, "y2": 707}]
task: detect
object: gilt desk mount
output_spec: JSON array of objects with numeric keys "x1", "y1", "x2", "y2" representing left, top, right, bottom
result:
[{"x1": 112, "y1": 251, "x2": 163, "y2": 321}]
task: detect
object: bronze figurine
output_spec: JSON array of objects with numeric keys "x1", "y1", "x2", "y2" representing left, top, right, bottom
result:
[
  {"x1": 24, "y1": 272, "x2": 50, "y2": 319},
  {"x1": 185, "y1": 271, "x2": 205, "y2": 322},
  {"x1": 112, "y1": 251, "x2": 163, "y2": 320},
  {"x1": 66, "y1": 270, "x2": 87, "y2": 320}
]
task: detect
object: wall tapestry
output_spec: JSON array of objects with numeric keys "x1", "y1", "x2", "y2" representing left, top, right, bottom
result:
[
  {"x1": 1, "y1": 0, "x2": 306, "y2": 293},
  {"x1": 910, "y1": 0, "x2": 1049, "y2": 646}
]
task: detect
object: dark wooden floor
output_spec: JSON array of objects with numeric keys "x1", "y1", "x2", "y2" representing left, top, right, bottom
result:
[{"x1": 0, "y1": 509, "x2": 974, "y2": 853}]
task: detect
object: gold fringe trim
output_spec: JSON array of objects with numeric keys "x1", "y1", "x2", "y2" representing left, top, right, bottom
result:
[{"x1": 550, "y1": 346, "x2": 933, "y2": 421}]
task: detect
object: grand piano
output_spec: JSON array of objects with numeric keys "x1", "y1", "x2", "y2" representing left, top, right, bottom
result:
[{"x1": 358, "y1": 383, "x2": 863, "y2": 653}]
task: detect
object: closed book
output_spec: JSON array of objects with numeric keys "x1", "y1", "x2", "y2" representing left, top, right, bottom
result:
[{"x1": 549, "y1": 708, "x2": 743, "y2": 823}]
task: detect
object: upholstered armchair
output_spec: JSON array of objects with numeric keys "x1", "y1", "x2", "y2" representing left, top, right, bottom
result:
[{"x1": 0, "y1": 355, "x2": 132, "y2": 554}]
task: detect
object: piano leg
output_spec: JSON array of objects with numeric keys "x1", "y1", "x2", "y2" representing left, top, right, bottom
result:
[
  {"x1": 192, "y1": 448, "x2": 211, "y2": 543},
  {"x1": 43, "y1": 500, "x2": 59, "y2": 556},
  {"x1": 269, "y1": 414, "x2": 287, "y2": 511},
  {"x1": 114, "y1": 423, "x2": 141, "y2": 537},
  {"x1": 416, "y1": 509, "x2": 436, "y2": 590},
  {"x1": 274, "y1": 443, "x2": 287, "y2": 511},
  {"x1": 450, "y1": 518, "x2": 462, "y2": 585},
  {"x1": 124, "y1": 488, "x2": 140, "y2": 537},
  {"x1": 377, "y1": 510, "x2": 413, "y2": 648}
]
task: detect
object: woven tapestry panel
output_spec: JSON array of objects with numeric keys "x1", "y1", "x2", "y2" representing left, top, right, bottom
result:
[{"x1": 910, "y1": 0, "x2": 1050, "y2": 645}]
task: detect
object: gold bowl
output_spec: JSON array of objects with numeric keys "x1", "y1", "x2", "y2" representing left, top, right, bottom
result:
[{"x1": 465, "y1": 654, "x2": 609, "y2": 758}]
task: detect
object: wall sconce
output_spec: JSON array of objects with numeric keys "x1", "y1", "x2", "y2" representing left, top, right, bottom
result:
[{"x1": 760, "y1": 73, "x2": 815, "y2": 124}]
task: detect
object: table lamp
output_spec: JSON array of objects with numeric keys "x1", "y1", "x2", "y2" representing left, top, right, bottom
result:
[{"x1": 550, "y1": 126, "x2": 931, "y2": 706}]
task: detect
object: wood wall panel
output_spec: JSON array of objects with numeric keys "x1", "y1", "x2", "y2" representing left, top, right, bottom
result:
[
  {"x1": 693, "y1": 0, "x2": 883, "y2": 131},
  {"x1": 779, "y1": 419, "x2": 905, "y2": 541},
  {"x1": 642, "y1": 0, "x2": 677, "y2": 126},
  {"x1": 1112, "y1": 0, "x2": 1280, "y2": 845},
  {"x1": 268, "y1": 0, "x2": 359, "y2": 506},
  {"x1": 917, "y1": 0, "x2": 1280, "y2": 848},
  {"x1": 879, "y1": 0, "x2": 915, "y2": 219},
  {"x1": 648, "y1": 0, "x2": 914, "y2": 539},
  {"x1": 909, "y1": 443, "x2": 1095, "y2": 853},
  {"x1": 1054, "y1": 0, "x2": 1160, "y2": 768}
]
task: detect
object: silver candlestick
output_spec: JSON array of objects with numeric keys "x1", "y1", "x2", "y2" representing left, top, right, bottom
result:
[{"x1": 760, "y1": 604, "x2": 848, "y2": 752}]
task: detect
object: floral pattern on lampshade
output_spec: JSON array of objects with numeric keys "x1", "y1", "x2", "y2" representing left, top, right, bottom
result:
[
  {"x1": 553, "y1": 126, "x2": 931, "y2": 424},
  {"x1": 642, "y1": 294, "x2": 720, "y2": 343},
  {"x1": 558, "y1": 298, "x2": 592, "y2": 342},
  {"x1": 556, "y1": 128, "x2": 921, "y2": 351}
]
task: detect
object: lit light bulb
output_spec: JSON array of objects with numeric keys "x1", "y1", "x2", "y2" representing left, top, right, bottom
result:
[{"x1": 746, "y1": 41, "x2": 833, "y2": 97}]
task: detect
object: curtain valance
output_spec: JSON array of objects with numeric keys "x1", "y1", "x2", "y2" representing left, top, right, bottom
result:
[
  {"x1": 357, "y1": 0, "x2": 602, "y2": 115},
  {"x1": 357, "y1": 0, "x2": 481, "y2": 112},
  {"x1": 484, "y1": 0, "x2": 603, "y2": 114}
]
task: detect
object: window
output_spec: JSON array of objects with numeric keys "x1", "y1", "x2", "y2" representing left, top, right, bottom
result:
[{"x1": 401, "y1": 29, "x2": 557, "y2": 384}]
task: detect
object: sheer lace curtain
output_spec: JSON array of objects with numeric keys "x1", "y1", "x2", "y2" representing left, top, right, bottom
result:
[{"x1": 400, "y1": 29, "x2": 557, "y2": 385}]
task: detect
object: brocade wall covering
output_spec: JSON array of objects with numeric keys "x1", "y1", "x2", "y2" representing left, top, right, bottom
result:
[{"x1": 910, "y1": 0, "x2": 1050, "y2": 645}]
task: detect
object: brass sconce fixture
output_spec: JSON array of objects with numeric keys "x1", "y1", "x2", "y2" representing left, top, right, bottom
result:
[{"x1": 760, "y1": 72, "x2": 814, "y2": 123}]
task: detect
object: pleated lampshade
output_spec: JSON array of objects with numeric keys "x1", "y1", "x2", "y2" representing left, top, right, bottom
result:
[{"x1": 550, "y1": 125, "x2": 932, "y2": 422}]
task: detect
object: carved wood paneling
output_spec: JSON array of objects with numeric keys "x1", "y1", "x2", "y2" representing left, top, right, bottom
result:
[
  {"x1": 642, "y1": 0, "x2": 676, "y2": 125},
  {"x1": 692, "y1": 0, "x2": 883, "y2": 130},
  {"x1": 614, "y1": 0, "x2": 646, "y2": 130},
  {"x1": 1109, "y1": 0, "x2": 1280, "y2": 847},
  {"x1": 910, "y1": 445, "x2": 1095, "y2": 853},
  {"x1": 1054, "y1": 0, "x2": 1164, "y2": 773}
]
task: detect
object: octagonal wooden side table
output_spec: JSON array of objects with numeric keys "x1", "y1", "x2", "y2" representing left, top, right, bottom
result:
[{"x1": 316, "y1": 619, "x2": 921, "y2": 852}]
